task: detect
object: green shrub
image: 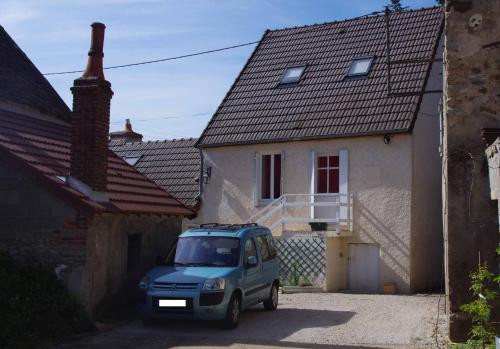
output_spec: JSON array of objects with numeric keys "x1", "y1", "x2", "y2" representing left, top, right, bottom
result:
[
  {"x1": 459, "y1": 249, "x2": 500, "y2": 349},
  {"x1": 0, "y1": 253, "x2": 93, "y2": 348}
]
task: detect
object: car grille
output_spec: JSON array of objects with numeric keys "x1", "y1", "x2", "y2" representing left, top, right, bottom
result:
[{"x1": 152, "y1": 282, "x2": 199, "y2": 291}]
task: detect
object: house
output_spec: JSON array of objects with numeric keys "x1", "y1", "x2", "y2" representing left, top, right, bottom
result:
[
  {"x1": 443, "y1": 0, "x2": 500, "y2": 340},
  {"x1": 0, "y1": 23, "x2": 193, "y2": 311},
  {"x1": 109, "y1": 128, "x2": 201, "y2": 213},
  {"x1": 195, "y1": 7, "x2": 445, "y2": 294}
]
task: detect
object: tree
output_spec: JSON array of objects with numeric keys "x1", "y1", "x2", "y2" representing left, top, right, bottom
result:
[{"x1": 388, "y1": 0, "x2": 403, "y2": 12}]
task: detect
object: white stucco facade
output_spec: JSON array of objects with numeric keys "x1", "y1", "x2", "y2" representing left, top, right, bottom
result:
[{"x1": 195, "y1": 39, "x2": 443, "y2": 295}]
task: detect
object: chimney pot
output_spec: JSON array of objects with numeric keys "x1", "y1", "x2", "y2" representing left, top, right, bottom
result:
[
  {"x1": 109, "y1": 118, "x2": 143, "y2": 143},
  {"x1": 125, "y1": 118, "x2": 133, "y2": 131},
  {"x1": 82, "y1": 22, "x2": 106, "y2": 80}
]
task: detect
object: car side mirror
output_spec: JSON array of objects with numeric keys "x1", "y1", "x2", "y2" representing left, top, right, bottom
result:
[{"x1": 246, "y1": 256, "x2": 258, "y2": 268}]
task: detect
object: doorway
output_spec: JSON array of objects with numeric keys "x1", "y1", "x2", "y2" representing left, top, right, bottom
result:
[{"x1": 348, "y1": 243, "x2": 379, "y2": 293}]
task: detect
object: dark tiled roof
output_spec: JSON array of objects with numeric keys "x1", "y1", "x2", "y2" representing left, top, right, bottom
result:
[
  {"x1": 110, "y1": 138, "x2": 200, "y2": 209},
  {"x1": 0, "y1": 26, "x2": 70, "y2": 120},
  {"x1": 198, "y1": 7, "x2": 444, "y2": 147},
  {"x1": 0, "y1": 108, "x2": 194, "y2": 216}
]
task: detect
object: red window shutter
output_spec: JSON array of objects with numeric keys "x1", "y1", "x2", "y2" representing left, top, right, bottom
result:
[
  {"x1": 329, "y1": 168, "x2": 339, "y2": 193},
  {"x1": 261, "y1": 155, "x2": 271, "y2": 199},
  {"x1": 273, "y1": 154, "x2": 282, "y2": 199},
  {"x1": 317, "y1": 169, "x2": 328, "y2": 193}
]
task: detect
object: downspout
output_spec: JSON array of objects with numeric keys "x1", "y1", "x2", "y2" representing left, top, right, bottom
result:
[{"x1": 198, "y1": 147, "x2": 204, "y2": 196}]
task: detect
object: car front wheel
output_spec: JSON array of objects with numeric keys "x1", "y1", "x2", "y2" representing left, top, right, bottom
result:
[
  {"x1": 222, "y1": 292, "x2": 241, "y2": 329},
  {"x1": 263, "y1": 282, "x2": 278, "y2": 311}
]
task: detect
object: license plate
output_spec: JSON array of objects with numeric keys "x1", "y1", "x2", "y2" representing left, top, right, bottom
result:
[{"x1": 159, "y1": 299, "x2": 186, "y2": 307}]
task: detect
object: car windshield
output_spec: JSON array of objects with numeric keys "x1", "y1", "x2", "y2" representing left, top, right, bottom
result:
[{"x1": 174, "y1": 236, "x2": 240, "y2": 267}]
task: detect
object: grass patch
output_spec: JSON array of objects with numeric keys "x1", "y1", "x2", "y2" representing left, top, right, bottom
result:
[{"x1": 0, "y1": 253, "x2": 93, "y2": 348}]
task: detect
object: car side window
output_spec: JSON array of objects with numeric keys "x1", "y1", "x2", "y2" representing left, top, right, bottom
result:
[
  {"x1": 244, "y1": 238, "x2": 258, "y2": 265},
  {"x1": 265, "y1": 235, "x2": 278, "y2": 259},
  {"x1": 255, "y1": 235, "x2": 271, "y2": 262}
]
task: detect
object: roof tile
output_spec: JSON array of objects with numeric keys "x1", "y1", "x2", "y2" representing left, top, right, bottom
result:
[{"x1": 198, "y1": 7, "x2": 443, "y2": 147}]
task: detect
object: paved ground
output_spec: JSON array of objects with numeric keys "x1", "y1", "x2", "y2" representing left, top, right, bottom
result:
[{"x1": 51, "y1": 293, "x2": 448, "y2": 349}]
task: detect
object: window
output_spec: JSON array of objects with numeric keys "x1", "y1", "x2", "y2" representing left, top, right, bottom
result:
[
  {"x1": 260, "y1": 153, "x2": 282, "y2": 200},
  {"x1": 244, "y1": 238, "x2": 258, "y2": 266},
  {"x1": 265, "y1": 235, "x2": 278, "y2": 259},
  {"x1": 174, "y1": 237, "x2": 240, "y2": 267},
  {"x1": 123, "y1": 156, "x2": 141, "y2": 166},
  {"x1": 280, "y1": 65, "x2": 306, "y2": 85},
  {"x1": 346, "y1": 57, "x2": 374, "y2": 77},
  {"x1": 255, "y1": 235, "x2": 271, "y2": 262},
  {"x1": 127, "y1": 234, "x2": 142, "y2": 271},
  {"x1": 317, "y1": 155, "x2": 339, "y2": 193}
]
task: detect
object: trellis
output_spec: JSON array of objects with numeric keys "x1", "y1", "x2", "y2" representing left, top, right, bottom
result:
[{"x1": 275, "y1": 237, "x2": 326, "y2": 287}]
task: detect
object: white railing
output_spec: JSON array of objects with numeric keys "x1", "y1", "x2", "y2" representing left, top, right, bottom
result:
[{"x1": 246, "y1": 193, "x2": 353, "y2": 235}]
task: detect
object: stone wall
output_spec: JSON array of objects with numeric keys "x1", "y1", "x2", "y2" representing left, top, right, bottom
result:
[
  {"x1": 0, "y1": 159, "x2": 183, "y2": 312},
  {"x1": 84, "y1": 213, "x2": 182, "y2": 310},
  {"x1": 0, "y1": 159, "x2": 88, "y2": 299},
  {"x1": 443, "y1": 0, "x2": 500, "y2": 341}
]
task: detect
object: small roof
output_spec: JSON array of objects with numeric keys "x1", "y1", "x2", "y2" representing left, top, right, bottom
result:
[
  {"x1": 0, "y1": 26, "x2": 70, "y2": 120},
  {"x1": 0, "y1": 109, "x2": 193, "y2": 216},
  {"x1": 197, "y1": 7, "x2": 444, "y2": 147},
  {"x1": 482, "y1": 128, "x2": 500, "y2": 146},
  {"x1": 110, "y1": 138, "x2": 200, "y2": 209}
]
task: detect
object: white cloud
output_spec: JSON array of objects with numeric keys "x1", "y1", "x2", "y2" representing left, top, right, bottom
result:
[{"x1": 0, "y1": 1, "x2": 41, "y2": 27}]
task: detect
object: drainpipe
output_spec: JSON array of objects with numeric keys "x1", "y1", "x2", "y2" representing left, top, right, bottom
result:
[{"x1": 198, "y1": 148, "x2": 204, "y2": 196}]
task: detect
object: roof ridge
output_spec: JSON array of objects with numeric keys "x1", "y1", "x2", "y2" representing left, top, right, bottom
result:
[
  {"x1": 266, "y1": 6, "x2": 442, "y2": 33},
  {"x1": 0, "y1": 25, "x2": 71, "y2": 120}
]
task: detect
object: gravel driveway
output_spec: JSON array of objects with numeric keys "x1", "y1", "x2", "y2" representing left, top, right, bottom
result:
[{"x1": 52, "y1": 293, "x2": 447, "y2": 349}]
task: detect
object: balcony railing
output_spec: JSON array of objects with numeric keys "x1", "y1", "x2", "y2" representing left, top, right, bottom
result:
[{"x1": 246, "y1": 193, "x2": 353, "y2": 236}]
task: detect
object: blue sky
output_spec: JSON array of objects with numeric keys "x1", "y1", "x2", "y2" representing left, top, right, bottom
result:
[{"x1": 0, "y1": 0, "x2": 437, "y2": 140}]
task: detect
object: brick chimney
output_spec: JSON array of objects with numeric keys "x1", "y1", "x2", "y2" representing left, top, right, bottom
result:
[
  {"x1": 70, "y1": 22, "x2": 113, "y2": 193},
  {"x1": 109, "y1": 118, "x2": 143, "y2": 143}
]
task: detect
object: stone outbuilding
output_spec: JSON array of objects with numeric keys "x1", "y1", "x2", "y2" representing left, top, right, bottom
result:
[
  {"x1": 442, "y1": 0, "x2": 500, "y2": 341},
  {"x1": 0, "y1": 23, "x2": 193, "y2": 311}
]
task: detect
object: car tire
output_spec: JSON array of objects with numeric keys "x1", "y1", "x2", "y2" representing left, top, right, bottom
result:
[
  {"x1": 222, "y1": 292, "x2": 241, "y2": 330},
  {"x1": 263, "y1": 282, "x2": 278, "y2": 311}
]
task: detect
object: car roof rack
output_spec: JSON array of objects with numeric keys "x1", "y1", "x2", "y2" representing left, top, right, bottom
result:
[{"x1": 197, "y1": 223, "x2": 259, "y2": 230}]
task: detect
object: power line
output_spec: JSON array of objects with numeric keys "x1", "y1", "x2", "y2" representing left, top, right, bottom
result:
[
  {"x1": 43, "y1": 41, "x2": 260, "y2": 76},
  {"x1": 43, "y1": 9, "x2": 386, "y2": 76},
  {"x1": 110, "y1": 112, "x2": 212, "y2": 124}
]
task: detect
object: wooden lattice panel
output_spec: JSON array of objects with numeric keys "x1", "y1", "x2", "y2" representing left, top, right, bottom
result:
[{"x1": 275, "y1": 237, "x2": 326, "y2": 286}]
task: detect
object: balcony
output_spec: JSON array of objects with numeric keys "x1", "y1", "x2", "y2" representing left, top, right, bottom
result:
[{"x1": 246, "y1": 193, "x2": 353, "y2": 236}]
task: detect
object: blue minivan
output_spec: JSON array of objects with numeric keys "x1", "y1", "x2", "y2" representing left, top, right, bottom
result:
[{"x1": 139, "y1": 223, "x2": 280, "y2": 329}]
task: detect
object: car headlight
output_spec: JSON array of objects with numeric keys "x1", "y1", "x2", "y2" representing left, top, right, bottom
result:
[
  {"x1": 139, "y1": 276, "x2": 149, "y2": 290},
  {"x1": 202, "y1": 278, "x2": 225, "y2": 291}
]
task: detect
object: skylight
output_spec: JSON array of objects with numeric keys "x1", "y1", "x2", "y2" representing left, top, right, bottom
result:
[
  {"x1": 347, "y1": 57, "x2": 374, "y2": 77},
  {"x1": 123, "y1": 156, "x2": 141, "y2": 166},
  {"x1": 280, "y1": 65, "x2": 306, "y2": 85}
]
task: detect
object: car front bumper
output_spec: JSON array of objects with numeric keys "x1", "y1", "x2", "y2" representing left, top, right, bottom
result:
[{"x1": 140, "y1": 289, "x2": 230, "y2": 320}]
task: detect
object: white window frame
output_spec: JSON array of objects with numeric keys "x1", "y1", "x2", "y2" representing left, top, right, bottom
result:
[
  {"x1": 256, "y1": 152, "x2": 283, "y2": 205},
  {"x1": 315, "y1": 154, "x2": 340, "y2": 194},
  {"x1": 309, "y1": 149, "x2": 348, "y2": 220},
  {"x1": 346, "y1": 56, "x2": 374, "y2": 77}
]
